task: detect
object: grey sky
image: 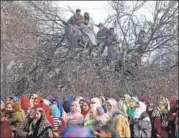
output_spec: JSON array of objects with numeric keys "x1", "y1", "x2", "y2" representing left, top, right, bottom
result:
[
  {"x1": 54, "y1": 1, "x2": 155, "y2": 22},
  {"x1": 52, "y1": 1, "x2": 155, "y2": 32}
]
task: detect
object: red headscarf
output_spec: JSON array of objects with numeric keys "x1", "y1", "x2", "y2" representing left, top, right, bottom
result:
[
  {"x1": 20, "y1": 96, "x2": 30, "y2": 110},
  {"x1": 170, "y1": 98, "x2": 177, "y2": 109},
  {"x1": 34, "y1": 97, "x2": 43, "y2": 107}
]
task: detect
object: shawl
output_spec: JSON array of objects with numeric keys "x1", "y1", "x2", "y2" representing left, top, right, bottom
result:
[{"x1": 20, "y1": 96, "x2": 31, "y2": 110}]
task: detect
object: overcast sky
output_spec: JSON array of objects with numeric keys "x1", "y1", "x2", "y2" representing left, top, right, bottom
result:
[{"x1": 53, "y1": 1, "x2": 155, "y2": 22}]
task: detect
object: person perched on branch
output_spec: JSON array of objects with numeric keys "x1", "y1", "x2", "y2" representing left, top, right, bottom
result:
[
  {"x1": 106, "y1": 27, "x2": 120, "y2": 60},
  {"x1": 67, "y1": 9, "x2": 84, "y2": 26},
  {"x1": 135, "y1": 29, "x2": 148, "y2": 54},
  {"x1": 83, "y1": 12, "x2": 93, "y2": 30},
  {"x1": 96, "y1": 23, "x2": 110, "y2": 54}
]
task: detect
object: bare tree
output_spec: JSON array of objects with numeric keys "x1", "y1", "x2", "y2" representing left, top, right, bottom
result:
[{"x1": 1, "y1": 1, "x2": 178, "y2": 101}]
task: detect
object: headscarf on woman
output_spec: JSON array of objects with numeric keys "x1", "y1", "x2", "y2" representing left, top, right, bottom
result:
[
  {"x1": 20, "y1": 96, "x2": 31, "y2": 111},
  {"x1": 81, "y1": 99, "x2": 91, "y2": 118},
  {"x1": 63, "y1": 96, "x2": 73, "y2": 113},
  {"x1": 66, "y1": 101, "x2": 84, "y2": 126},
  {"x1": 112, "y1": 101, "x2": 131, "y2": 138},
  {"x1": 106, "y1": 98, "x2": 117, "y2": 113}
]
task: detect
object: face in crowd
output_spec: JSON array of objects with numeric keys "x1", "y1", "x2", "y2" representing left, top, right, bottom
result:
[
  {"x1": 90, "y1": 108, "x2": 98, "y2": 119},
  {"x1": 29, "y1": 108, "x2": 36, "y2": 119},
  {"x1": 52, "y1": 100, "x2": 57, "y2": 105},
  {"x1": 82, "y1": 101, "x2": 90, "y2": 112},
  {"x1": 107, "y1": 102, "x2": 112, "y2": 111},
  {"x1": 70, "y1": 102, "x2": 77, "y2": 113},
  {"x1": 76, "y1": 9, "x2": 81, "y2": 16},
  {"x1": 35, "y1": 108, "x2": 43, "y2": 120},
  {"x1": 6, "y1": 103, "x2": 13, "y2": 112},
  {"x1": 34, "y1": 98, "x2": 39, "y2": 106},
  {"x1": 79, "y1": 99, "x2": 84, "y2": 109}
]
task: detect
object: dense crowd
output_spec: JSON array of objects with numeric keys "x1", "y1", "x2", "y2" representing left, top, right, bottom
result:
[{"x1": 0, "y1": 94, "x2": 178, "y2": 138}]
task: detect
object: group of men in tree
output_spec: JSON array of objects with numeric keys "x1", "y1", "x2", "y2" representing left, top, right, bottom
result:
[{"x1": 66, "y1": 9, "x2": 147, "y2": 72}]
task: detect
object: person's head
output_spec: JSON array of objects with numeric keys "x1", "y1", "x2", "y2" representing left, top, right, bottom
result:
[
  {"x1": 6, "y1": 97, "x2": 13, "y2": 104},
  {"x1": 5, "y1": 103, "x2": 13, "y2": 112},
  {"x1": 76, "y1": 9, "x2": 81, "y2": 16},
  {"x1": 29, "y1": 108, "x2": 36, "y2": 119},
  {"x1": 14, "y1": 102, "x2": 21, "y2": 111},
  {"x1": 52, "y1": 100, "x2": 57, "y2": 105},
  {"x1": 84, "y1": 12, "x2": 89, "y2": 18},
  {"x1": 109, "y1": 27, "x2": 114, "y2": 34},
  {"x1": 70, "y1": 101, "x2": 77, "y2": 113},
  {"x1": 96, "y1": 106, "x2": 105, "y2": 116},
  {"x1": 97, "y1": 124, "x2": 117, "y2": 137},
  {"x1": 129, "y1": 97, "x2": 139, "y2": 108},
  {"x1": 33, "y1": 98, "x2": 39, "y2": 106},
  {"x1": 98, "y1": 23, "x2": 104, "y2": 30},
  {"x1": 35, "y1": 108, "x2": 45, "y2": 120},
  {"x1": 106, "y1": 102, "x2": 112, "y2": 111},
  {"x1": 51, "y1": 104, "x2": 61, "y2": 118},
  {"x1": 90, "y1": 108, "x2": 98, "y2": 119},
  {"x1": 99, "y1": 96, "x2": 105, "y2": 104},
  {"x1": 82, "y1": 100, "x2": 91, "y2": 112},
  {"x1": 106, "y1": 99, "x2": 117, "y2": 112},
  {"x1": 79, "y1": 99, "x2": 84, "y2": 108},
  {"x1": 29, "y1": 95, "x2": 34, "y2": 100}
]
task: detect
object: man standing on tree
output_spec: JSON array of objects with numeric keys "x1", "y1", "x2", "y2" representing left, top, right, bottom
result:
[
  {"x1": 106, "y1": 27, "x2": 120, "y2": 61},
  {"x1": 67, "y1": 9, "x2": 83, "y2": 26},
  {"x1": 96, "y1": 23, "x2": 110, "y2": 55}
]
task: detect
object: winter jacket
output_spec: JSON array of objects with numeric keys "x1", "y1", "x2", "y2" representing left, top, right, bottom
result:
[{"x1": 113, "y1": 114, "x2": 131, "y2": 138}]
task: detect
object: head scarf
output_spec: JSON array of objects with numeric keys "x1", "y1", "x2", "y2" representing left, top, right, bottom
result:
[
  {"x1": 52, "y1": 97, "x2": 64, "y2": 117},
  {"x1": 170, "y1": 98, "x2": 177, "y2": 109},
  {"x1": 51, "y1": 104, "x2": 61, "y2": 118},
  {"x1": 34, "y1": 96, "x2": 43, "y2": 107},
  {"x1": 63, "y1": 96, "x2": 73, "y2": 113},
  {"x1": 99, "y1": 96, "x2": 105, "y2": 104},
  {"x1": 115, "y1": 100, "x2": 128, "y2": 118},
  {"x1": 152, "y1": 96, "x2": 170, "y2": 117},
  {"x1": 75, "y1": 96, "x2": 83, "y2": 103},
  {"x1": 73, "y1": 101, "x2": 81, "y2": 112},
  {"x1": 20, "y1": 96, "x2": 31, "y2": 110},
  {"x1": 134, "y1": 101, "x2": 147, "y2": 119},
  {"x1": 96, "y1": 106, "x2": 105, "y2": 116},
  {"x1": 107, "y1": 99, "x2": 117, "y2": 112},
  {"x1": 91, "y1": 97, "x2": 101, "y2": 107},
  {"x1": 124, "y1": 94, "x2": 131, "y2": 103},
  {"x1": 43, "y1": 99, "x2": 51, "y2": 106}
]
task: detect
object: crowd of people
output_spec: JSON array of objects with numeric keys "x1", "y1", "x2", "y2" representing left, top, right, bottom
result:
[{"x1": 0, "y1": 93, "x2": 178, "y2": 138}]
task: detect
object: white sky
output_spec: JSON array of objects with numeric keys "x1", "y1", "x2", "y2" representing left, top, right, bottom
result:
[
  {"x1": 53, "y1": 1, "x2": 155, "y2": 22},
  {"x1": 52, "y1": 1, "x2": 155, "y2": 32}
]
